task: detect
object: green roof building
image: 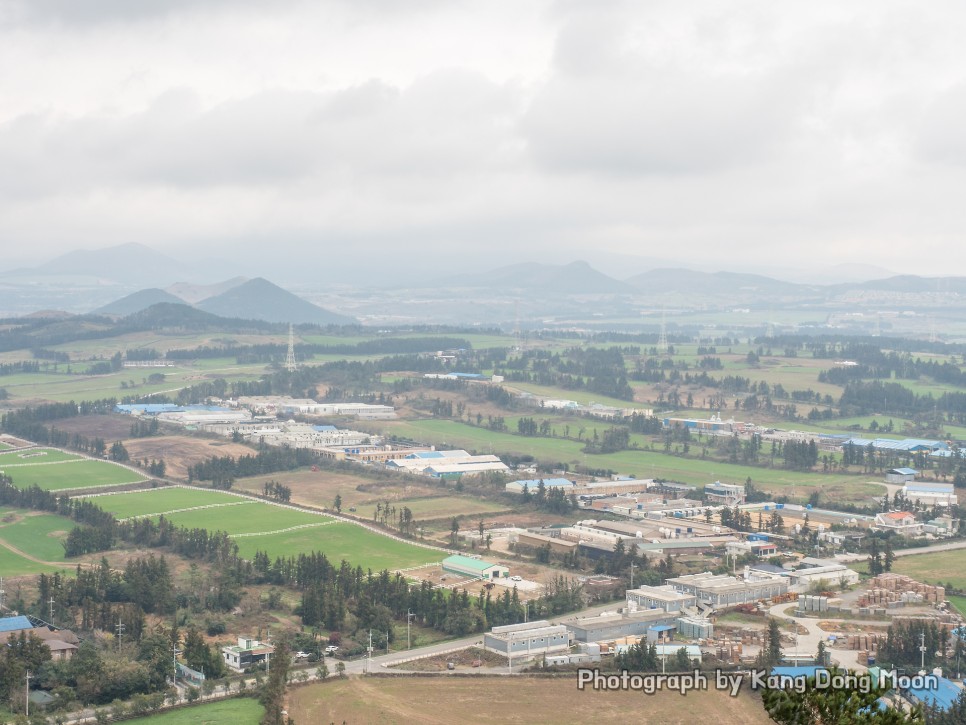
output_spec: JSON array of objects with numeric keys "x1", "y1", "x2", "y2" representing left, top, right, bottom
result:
[{"x1": 442, "y1": 555, "x2": 510, "y2": 580}]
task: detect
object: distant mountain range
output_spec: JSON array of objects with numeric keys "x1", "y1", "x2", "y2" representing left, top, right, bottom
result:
[
  {"x1": 1, "y1": 242, "x2": 195, "y2": 286},
  {"x1": 448, "y1": 260, "x2": 633, "y2": 294},
  {"x1": 433, "y1": 260, "x2": 966, "y2": 300},
  {"x1": 95, "y1": 277, "x2": 353, "y2": 325},
  {"x1": 7, "y1": 242, "x2": 966, "y2": 323}
]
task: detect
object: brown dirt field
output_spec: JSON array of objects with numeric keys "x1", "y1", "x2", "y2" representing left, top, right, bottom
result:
[
  {"x1": 288, "y1": 675, "x2": 772, "y2": 725},
  {"x1": 233, "y1": 468, "x2": 445, "y2": 513},
  {"x1": 392, "y1": 388, "x2": 513, "y2": 421},
  {"x1": 122, "y1": 435, "x2": 257, "y2": 479},
  {"x1": 49, "y1": 414, "x2": 156, "y2": 441},
  {"x1": 52, "y1": 414, "x2": 187, "y2": 441}
]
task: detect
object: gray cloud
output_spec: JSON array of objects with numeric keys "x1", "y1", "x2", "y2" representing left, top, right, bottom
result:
[{"x1": 4, "y1": 0, "x2": 966, "y2": 277}]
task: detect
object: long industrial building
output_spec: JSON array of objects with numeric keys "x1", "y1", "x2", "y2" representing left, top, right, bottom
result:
[
  {"x1": 664, "y1": 571, "x2": 787, "y2": 607},
  {"x1": 483, "y1": 621, "x2": 571, "y2": 658},
  {"x1": 387, "y1": 450, "x2": 509, "y2": 478}
]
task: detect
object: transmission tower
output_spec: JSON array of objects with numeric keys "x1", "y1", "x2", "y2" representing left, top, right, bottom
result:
[
  {"x1": 285, "y1": 323, "x2": 297, "y2": 372},
  {"x1": 657, "y1": 307, "x2": 669, "y2": 355}
]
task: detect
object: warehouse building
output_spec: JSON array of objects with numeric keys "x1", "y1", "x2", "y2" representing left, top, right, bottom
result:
[
  {"x1": 483, "y1": 621, "x2": 571, "y2": 658},
  {"x1": 387, "y1": 450, "x2": 509, "y2": 478},
  {"x1": 441, "y1": 555, "x2": 510, "y2": 581},
  {"x1": 902, "y1": 482, "x2": 957, "y2": 508},
  {"x1": 842, "y1": 438, "x2": 949, "y2": 454},
  {"x1": 664, "y1": 571, "x2": 787, "y2": 607},
  {"x1": 564, "y1": 609, "x2": 678, "y2": 643},
  {"x1": 787, "y1": 561, "x2": 860, "y2": 588},
  {"x1": 513, "y1": 531, "x2": 579, "y2": 555},
  {"x1": 612, "y1": 642, "x2": 703, "y2": 665},
  {"x1": 886, "y1": 467, "x2": 919, "y2": 484},
  {"x1": 626, "y1": 585, "x2": 697, "y2": 613},
  {"x1": 505, "y1": 478, "x2": 576, "y2": 494}
]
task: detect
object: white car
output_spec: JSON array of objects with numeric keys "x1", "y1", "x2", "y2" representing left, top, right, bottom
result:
[
  {"x1": 510, "y1": 575, "x2": 522, "y2": 581},
  {"x1": 294, "y1": 651, "x2": 310, "y2": 659},
  {"x1": 324, "y1": 645, "x2": 339, "y2": 654}
]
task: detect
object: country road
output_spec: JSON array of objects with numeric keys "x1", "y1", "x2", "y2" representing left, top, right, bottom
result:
[{"x1": 835, "y1": 538, "x2": 966, "y2": 562}]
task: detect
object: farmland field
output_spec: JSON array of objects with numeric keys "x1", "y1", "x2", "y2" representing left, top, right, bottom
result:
[
  {"x1": 231, "y1": 521, "x2": 440, "y2": 570},
  {"x1": 0, "y1": 508, "x2": 74, "y2": 572},
  {"x1": 83, "y1": 488, "x2": 441, "y2": 570},
  {"x1": 124, "y1": 697, "x2": 263, "y2": 725},
  {"x1": 0, "y1": 448, "x2": 84, "y2": 465},
  {"x1": 883, "y1": 550, "x2": 966, "y2": 590},
  {"x1": 0, "y1": 512, "x2": 72, "y2": 562},
  {"x1": 288, "y1": 676, "x2": 773, "y2": 725},
  {"x1": 0, "y1": 543, "x2": 62, "y2": 575},
  {"x1": 158, "y1": 502, "x2": 333, "y2": 534},
  {"x1": 353, "y1": 496, "x2": 510, "y2": 522},
  {"x1": 83, "y1": 487, "x2": 251, "y2": 519},
  {"x1": 2, "y1": 459, "x2": 146, "y2": 491},
  {"x1": 123, "y1": 436, "x2": 261, "y2": 480},
  {"x1": 369, "y1": 419, "x2": 884, "y2": 502}
]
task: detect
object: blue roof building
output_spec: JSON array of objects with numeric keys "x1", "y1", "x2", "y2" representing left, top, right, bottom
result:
[
  {"x1": 904, "y1": 675, "x2": 962, "y2": 712},
  {"x1": 0, "y1": 615, "x2": 33, "y2": 633}
]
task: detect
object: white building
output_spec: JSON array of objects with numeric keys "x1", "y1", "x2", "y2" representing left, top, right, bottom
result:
[
  {"x1": 873, "y1": 511, "x2": 922, "y2": 535},
  {"x1": 221, "y1": 637, "x2": 274, "y2": 672},
  {"x1": 902, "y1": 482, "x2": 957, "y2": 508},
  {"x1": 386, "y1": 450, "x2": 509, "y2": 477},
  {"x1": 483, "y1": 621, "x2": 571, "y2": 659},
  {"x1": 626, "y1": 585, "x2": 697, "y2": 613}
]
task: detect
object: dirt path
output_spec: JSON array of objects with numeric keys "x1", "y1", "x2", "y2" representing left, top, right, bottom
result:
[{"x1": 0, "y1": 538, "x2": 75, "y2": 569}]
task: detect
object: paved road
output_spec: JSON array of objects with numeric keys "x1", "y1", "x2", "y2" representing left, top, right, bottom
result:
[
  {"x1": 836, "y1": 538, "x2": 966, "y2": 563},
  {"x1": 767, "y1": 601, "x2": 869, "y2": 672}
]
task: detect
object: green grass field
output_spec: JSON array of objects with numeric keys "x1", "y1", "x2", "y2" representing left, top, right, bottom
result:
[
  {"x1": 948, "y1": 594, "x2": 966, "y2": 617},
  {"x1": 85, "y1": 488, "x2": 257, "y2": 519},
  {"x1": 0, "y1": 544, "x2": 61, "y2": 575},
  {"x1": 0, "y1": 513, "x2": 72, "y2": 561},
  {"x1": 158, "y1": 503, "x2": 334, "y2": 535},
  {"x1": 85, "y1": 488, "x2": 440, "y2": 570},
  {"x1": 3, "y1": 460, "x2": 146, "y2": 491},
  {"x1": 0, "y1": 448, "x2": 83, "y2": 464},
  {"x1": 0, "y1": 508, "x2": 73, "y2": 572},
  {"x1": 231, "y1": 521, "x2": 439, "y2": 570},
  {"x1": 883, "y1": 550, "x2": 966, "y2": 590},
  {"x1": 123, "y1": 697, "x2": 264, "y2": 724}
]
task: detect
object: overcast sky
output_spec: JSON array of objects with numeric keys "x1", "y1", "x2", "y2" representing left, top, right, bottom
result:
[{"x1": 2, "y1": 0, "x2": 966, "y2": 280}]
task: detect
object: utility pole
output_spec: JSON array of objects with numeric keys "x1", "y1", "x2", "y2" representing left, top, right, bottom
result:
[
  {"x1": 172, "y1": 642, "x2": 182, "y2": 686},
  {"x1": 366, "y1": 630, "x2": 373, "y2": 674},
  {"x1": 407, "y1": 609, "x2": 414, "y2": 650},
  {"x1": 920, "y1": 632, "x2": 927, "y2": 672},
  {"x1": 386, "y1": 631, "x2": 390, "y2": 656},
  {"x1": 524, "y1": 600, "x2": 529, "y2": 624},
  {"x1": 508, "y1": 633, "x2": 513, "y2": 675},
  {"x1": 285, "y1": 323, "x2": 297, "y2": 372},
  {"x1": 629, "y1": 561, "x2": 636, "y2": 591},
  {"x1": 0, "y1": 576, "x2": 5, "y2": 612},
  {"x1": 48, "y1": 596, "x2": 55, "y2": 625},
  {"x1": 24, "y1": 671, "x2": 31, "y2": 718},
  {"x1": 115, "y1": 620, "x2": 126, "y2": 651}
]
